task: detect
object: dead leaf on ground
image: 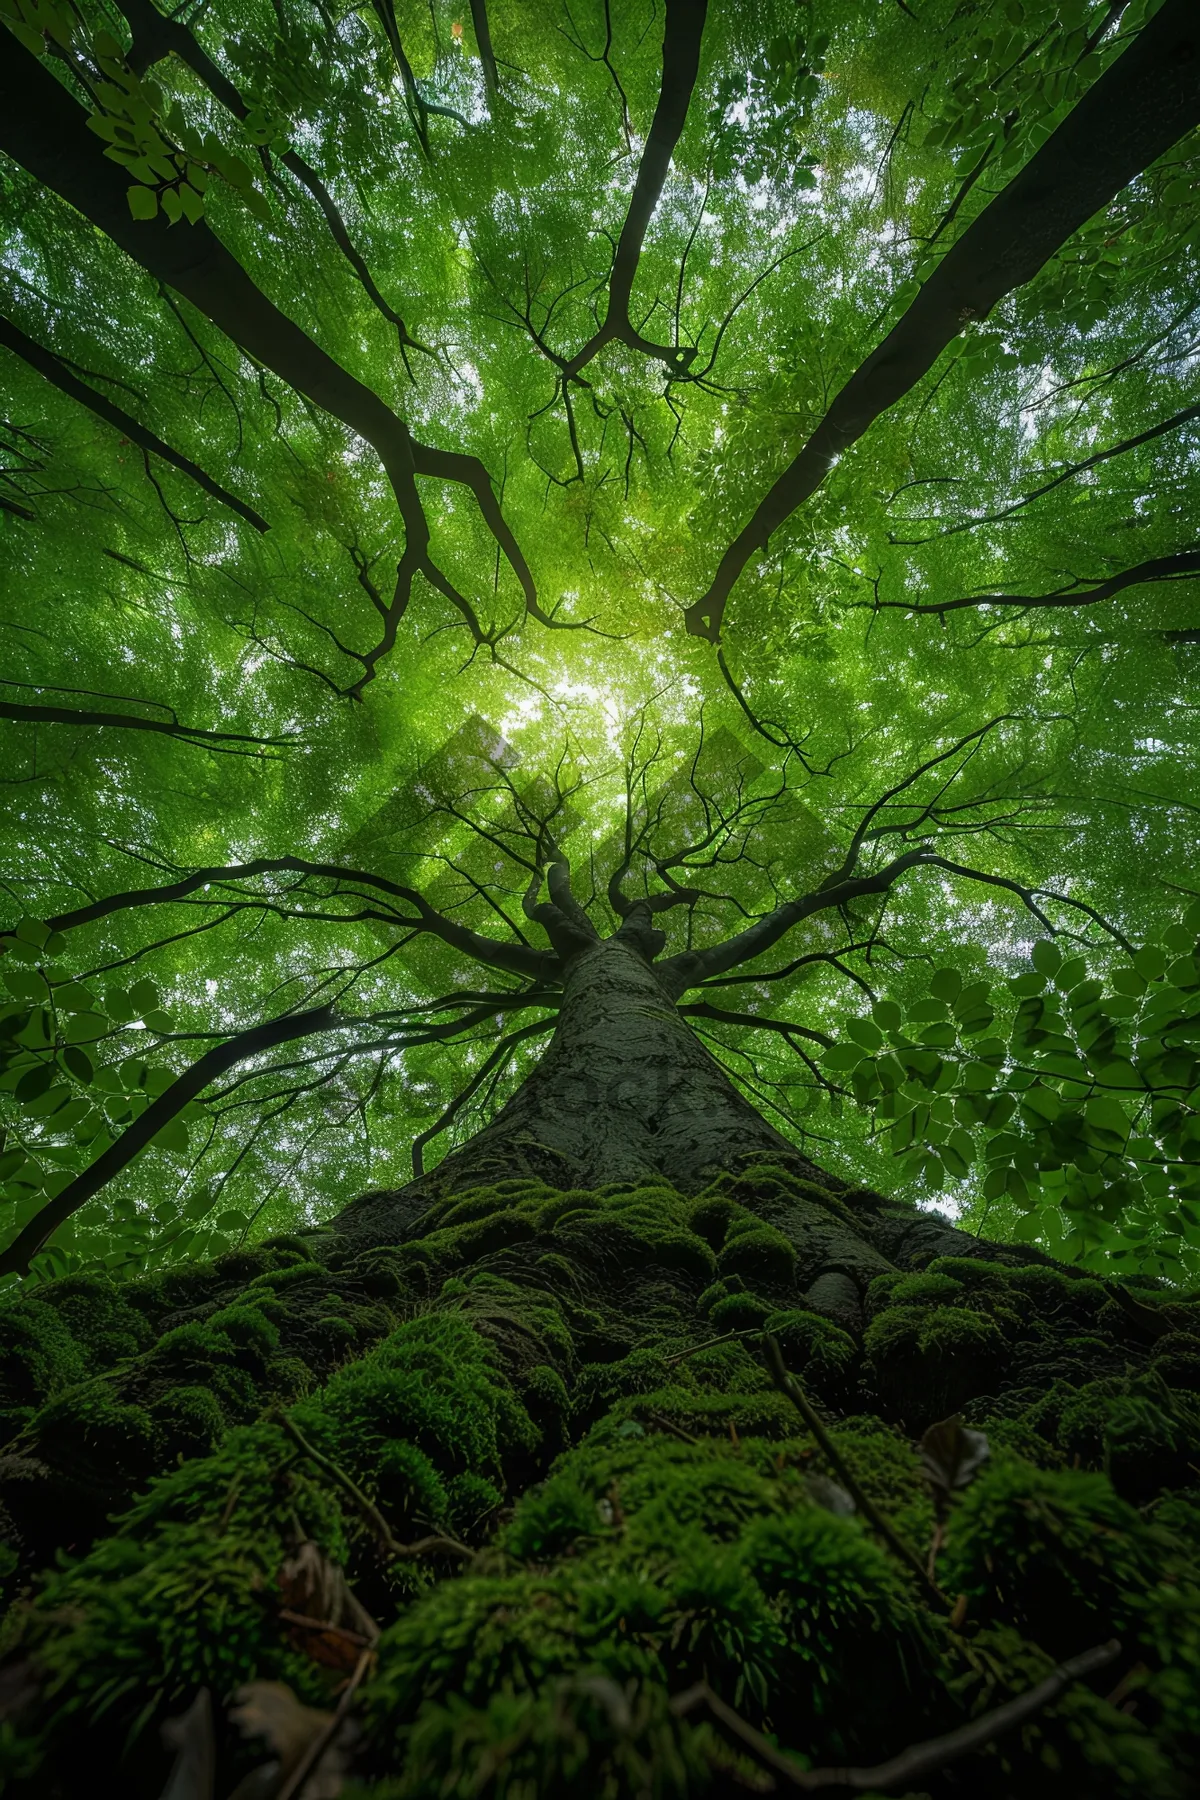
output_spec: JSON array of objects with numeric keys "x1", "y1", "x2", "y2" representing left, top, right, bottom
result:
[
  {"x1": 277, "y1": 1541, "x2": 378, "y2": 1673},
  {"x1": 158, "y1": 1687, "x2": 215, "y2": 1800},
  {"x1": 920, "y1": 1415, "x2": 990, "y2": 1509}
]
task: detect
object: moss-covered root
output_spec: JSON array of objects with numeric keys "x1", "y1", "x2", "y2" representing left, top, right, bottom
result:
[{"x1": 0, "y1": 1168, "x2": 1198, "y2": 1796}]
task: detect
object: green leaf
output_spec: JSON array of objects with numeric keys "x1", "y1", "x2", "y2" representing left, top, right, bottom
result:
[
  {"x1": 64, "y1": 1012, "x2": 110, "y2": 1044},
  {"x1": 929, "y1": 968, "x2": 962, "y2": 1003},
  {"x1": 14, "y1": 1064, "x2": 53, "y2": 1103},
  {"x1": 153, "y1": 1116, "x2": 189, "y2": 1154},
  {"x1": 128, "y1": 979, "x2": 159, "y2": 1015},
  {"x1": 126, "y1": 183, "x2": 158, "y2": 220},
  {"x1": 52, "y1": 982, "x2": 97, "y2": 1012},
  {"x1": 1031, "y1": 940, "x2": 1062, "y2": 977},
  {"x1": 1021, "y1": 1084, "x2": 1060, "y2": 1124},
  {"x1": 61, "y1": 1046, "x2": 95, "y2": 1084}
]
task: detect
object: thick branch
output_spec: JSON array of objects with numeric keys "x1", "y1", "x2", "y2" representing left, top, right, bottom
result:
[
  {"x1": 37, "y1": 856, "x2": 556, "y2": 981},
  {"x1": 0, "y1": 699, "x2": 292, "y2": 748},
  {"x1": 0, "y1": 311, "x2": 268, "y2": 531},
  {"x1": 686, "y1": 0, "x2": 1200, "y2": 639},
  {"x1": 561, "y1": 0, "x2": 708, "y2": 381},
  {"x1": 658, "y1": 850, "x2": 934, "y2": 996},
  {"x1": 678, "y1": 1001, "x2": 833, "y2": 1050},
  {"x1": 881, "y1": 549, "x2": 1200, "y2": 616},
  {"x1": 116, "y1": 0, "x2": 426, "y2": 352},
  {"x1": 0, "y1": 1004, "x2": 337, "y2": 1278},
  {"x1": 468, "y1": 0, "x2": 500, "y2": 104},
  {"x1": 0, "y1": 35, "x2": 428, "y2": 554}
]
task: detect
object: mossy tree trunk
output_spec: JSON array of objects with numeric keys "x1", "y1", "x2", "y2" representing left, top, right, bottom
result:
[{"x1": 0, "y1": 924, "x2": 1198, "y2": 1797}]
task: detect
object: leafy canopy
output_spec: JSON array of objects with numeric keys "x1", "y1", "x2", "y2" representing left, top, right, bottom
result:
[{"x1": 1, "y1": 0, "x2": 1199, "y2": 1286}]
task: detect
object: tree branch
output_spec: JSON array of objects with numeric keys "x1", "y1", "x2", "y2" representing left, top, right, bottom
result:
[
  {"x1": 468, "y1": 0, "x2": 500, "y2": 104},
  {"x1": 927, "y1": 401, "x2": 1200, "y2": 541},
  {"x1": 658, "y1": 850, "x2": 934, "y2": 996},
  {"x1": 0, "y1": 35, "x2": 430, "y2": 559},
  {"x1": 36, "y1": 856, "x2": 556, "y2": 981},
  {"x1": 0, "y1": 1003, "x2": 337, "y2": 1278},
  {"x1": 117, "y1": 0, "x2": 427, "y2": 354},
  {"x1": 0, "y1": 311, "x2": 268, "y2": 531},
  {"x1": 875, "y1": 549, "x2": 1200, "y2": 616},
  {"x1": 0, "y1": 698, "x2": 293, "y2": 749},
  {"x1": 686, "y1": 0, "x2": 1200, "y2": 639},
  {"x1": 673, "y1": 1639, "x2": 1120, "y2": 1792},
  {"x1": 560, "y1": 0, "x2": 708, "y2": 382}
]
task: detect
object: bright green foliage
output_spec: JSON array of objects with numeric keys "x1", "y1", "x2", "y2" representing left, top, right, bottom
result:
[
  {"x1": 824, "y1": 901, "x2": 1200, "y2": 1280},
  {"x1": 0, "y1": 0, "x2": 1196, "y2": 1292}
]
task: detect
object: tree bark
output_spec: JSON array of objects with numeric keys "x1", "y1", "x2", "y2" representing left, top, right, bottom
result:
[{"x1": 348, "y1": 935, "x2": 807, "y2": 1207}]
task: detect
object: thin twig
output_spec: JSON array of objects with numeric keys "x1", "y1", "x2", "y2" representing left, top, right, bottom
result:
[
  {"x1": 278, "y1": 1609, "x2": 376, "y2": 1650},
  {"x1": 276, "y1": 1645, "x2": 373, "y2": 1800},
  {"x1": 278, "y1": 1413, "x2": 471, "y2": 1561},
  {"x1": 672, "y1": 1640, "x2": 1121, "y2": 1791},
  {"x1": 646, "y1": 1410, "x2": 700, "y2": 1444},
  {"x1": 762, "y1": 1336, "x2": 943, "y2": 1604},
  {"x1": 665, "y1": 1328, "x2": 755, "y2": 1366}
]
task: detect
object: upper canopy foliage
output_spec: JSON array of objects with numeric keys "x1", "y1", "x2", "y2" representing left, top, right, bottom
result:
[{"x1": 1, "y1": 0, "x2": 1199, "y2": 1287}]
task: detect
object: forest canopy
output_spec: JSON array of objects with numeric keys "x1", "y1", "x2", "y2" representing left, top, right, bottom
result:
[{"x1": 1, "y1": 0, "x2": 1200, "y2": 1293}]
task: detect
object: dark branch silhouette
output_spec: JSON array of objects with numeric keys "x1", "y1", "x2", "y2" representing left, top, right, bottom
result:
[
  {"x1": 117, "y1": 0, "x2": 431, "y2": 359},
  {"x1": 0, "y1": 38, "x2": 537, "y2": 682},
  {"x1": 0, "y1": 311, "x2": 269, "y2": 531},
  {"x1": 0, "y1": 698, "x2": 294, "y2": 749},
  {"x1": 559, "y1": 0, "x2": 708, "y2": 383},
  {"x1": 870, "y1": 549, "x2": 1200, "y2": 617},
  {"x1": 686, "y1": 0, "x2": 1200, "y2": 639}
]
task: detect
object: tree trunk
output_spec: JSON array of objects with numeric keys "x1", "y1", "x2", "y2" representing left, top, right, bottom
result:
[
  {"x1": 351, "y1": 935, "x2": 813, "y2": 1206},
  {"x1": 0, "y1": 934, "x2": 1196, "y2": 1797}
]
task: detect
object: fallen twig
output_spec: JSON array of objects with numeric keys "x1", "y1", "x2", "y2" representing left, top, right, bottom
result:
[
  {"x1": 665, "y1": 1329, "x2": 755, "y2": 1366},
  {"x1": 276, "y1": 1645, "x2": 373, "y2": 1800},
  {"x1": 762, "y1": 1336, "x2": 943, "y2": 1604},
  {"x1": 672, "y1": 1639, "x2": 1121, "y2": 1791},
  {"x1": 277, "y1": 1412, "x2": 471, "y2": 1562},
  {"x1": 646, "y1": 1410, "x2": 701, "y2": 1445}
]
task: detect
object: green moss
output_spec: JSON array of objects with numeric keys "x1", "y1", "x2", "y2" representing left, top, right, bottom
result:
[
  {"x1": 889, "y1": 1270, "x2": 966, "y2": 1307},
  {"x1": 1053, "y1": 1375, "x2": 1200, "y2": 1501},
  {"x1": 573, "y1": 1349, "x2": 671, "y2": 1425},
  {"x1": 293, "y1": 1313, "x2": 536, "y2": 1501},
  {"x1": 941, "y1": 1457, "x2": 1169, "y2": 1654},
  {"x1": 687, "y1": 1197, "x2": 741, "y2": 1249},
  {"x1": 361, "y1": 1673, "x2": 710, "y2": 1800},
  {"x1": 1152, "y1": 1333, "x2": 1200, "y2": 1392},
  {"x1": 865, "y1": 1303, "x2": 1012, "y2": 1422},
  {"x1": 0, "y1": 1301, "x2": 86, "y2": 1438},
  {"x1": 763, "y1": 1308, "x2": 856, "y2": 1400},
  {"x1": 506, "y1": 1472, "x2": 603, "y2": 1560},
  {"x1": 863, "y1": 1271, "x2": 904, "y2": 1319},
  {"x1": 708, "y1": 1291, "x2": 773, "y2": 1331},
  {"x1": 2, "y1": 1169, "x2": 1197, "y2": 1795},
  {"x1": 742, "y1": 1506, "x2": 937, "y2": 1745},
  {"x1": 716, "y1": 1223, "x2": 796, "y2": 1286}
]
